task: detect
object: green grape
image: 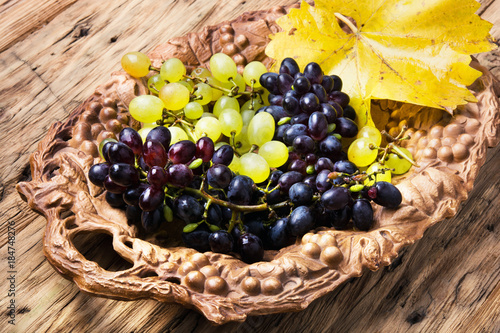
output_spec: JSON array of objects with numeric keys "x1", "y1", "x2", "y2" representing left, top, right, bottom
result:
[
  {"x1": 147, "y1": 74, "x2": 166, "y2": 94},
  {"x1": 168, "y1": 125, "x2": 189, "y2": 144},
  {"x1": 218, "y1": 108, "x2": 243, "y2": 137},
  {"x1": 348, "y1": 138, "x2": 378, "y2": 167},
  {"x1": 247, "y1": 111, "x2": 275, "y2": 147},
  {"x1": 184, "y1": 101, "x2": 204, "y2": 120},
  {"x1": 129, "y1": 95, "x2": 165, "y2": 123},
  {"x1": 209, "y1": 53, "x2": 238, "y2": 82},
  {"x1": 213, "y1": 96, "x2": 240, "y2": 117},
  {"x1": 159, "y1": 83, "x2": 190, "y2": 110},
  {"x1": 239, "y1": 153, "x2": 270, "y2": 184},
  {"x1": 234, "y1": 127, "x2": 252, "y2": 155},
  {"x1": 243, "y1": 61, "x2": 267, "y2": 88},
  {"x1": 177, "y1": 80, "x2": 193, "y2": 92},
  {"x1": 364, "y1": 162, "x2": 392, "y2": 186},
  {"x1": 193, "y1": 83, "x2": 213, "y2": 105},
  {"x1": 357, "y1": 126, "x2": 382, "y2": 146},
  {"x1": 99, "y1": 138, "x2": 117, "y2": 160},
  {"x1": 138, "y1": 126, "x2": 154, "y2": 143},
  {"x1": 385, "y1": 147, "x2": 413, "y2": 174},
  {"x1": 221, "y1": 73, "x2": 245, "y2": 96},
  {"x1": 258, "y1": 141, "x2": 288, "y2": 168},
  {"x1": 241, "y1": 98, "x2": 263, "y2": 112},
  {"x1": 205, "y1": 76, "x2": 224, "y2": 101},
  {"x1": 241, "y1": 109, "x2": 255, "y2": 126},
  {"x1": 228, "y1": 154, "x2": 241, "y2": 173},
  {"x1": 191, "y1": 67, "x2": 211, "y2": 79},
  {"x1": 121, "y1": 51, "x2": 151, "y2": 78},
  {"x1": 195, "y1": 117, "x2": 222, "y2": 142},
  {"x1": 200, "y1": 112, "x2": 217, "y2": 118},
  {"x1": 160, "y1": 58, "x2": 186, "y2": 82}
]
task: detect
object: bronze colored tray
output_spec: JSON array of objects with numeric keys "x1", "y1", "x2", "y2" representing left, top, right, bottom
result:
[{"x1": 16, "y1": 5, "x2": 500, "y2": 324}]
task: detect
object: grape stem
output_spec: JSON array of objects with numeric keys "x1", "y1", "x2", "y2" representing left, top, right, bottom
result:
[{"x1": 334, "y1": 13, "x2": 358, "y2": 34}]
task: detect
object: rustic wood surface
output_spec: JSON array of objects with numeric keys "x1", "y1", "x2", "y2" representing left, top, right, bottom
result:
[{"x1": 1, "y1": 0, "x2": 499, "y2": 332}]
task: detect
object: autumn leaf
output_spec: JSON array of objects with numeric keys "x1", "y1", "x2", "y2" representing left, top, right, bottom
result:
[{"x1": 266, "y1": 0, "x2": 496, "y2": 126}]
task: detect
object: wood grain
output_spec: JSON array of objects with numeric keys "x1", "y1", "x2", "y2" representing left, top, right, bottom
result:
[{"x1": 0, "y1": 0, "x2": 498, "y2": 332}]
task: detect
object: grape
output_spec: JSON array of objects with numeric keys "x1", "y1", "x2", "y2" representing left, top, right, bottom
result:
[
  {"x1": 342, "y1": 105, "x2": 357, "y2": 121},
  {"x1": 139, "y1": 186, "x2": 165, "y2": 212},
  {"x1": 331, "y1": 75, "x2": 343, "y2": 91},
  {"x1": 168, "y1": 140, "x2": 196, "y2": 164},
  {"x1": 123, "y1": 183, "x2": 148, "y2": 206},
  {"x1": 119, "y1": 127, "x2": 143, "y2": 155},
  {"x1": 227, "y1": 154, "x2": 241, "y2": 173},
  {"x1": 385, "y1": 147, "x2": 413, "y2": 174},
  {"x1": 138, "y1": 126, "x2": 154, "y2": 143},
  {"x1": 268, "y1": 94, "x2": 283, "y2": 106},
  {"x1": 109, "y1": 163, "x2": 139, "y2": 187},
  {"x1": 275, "y1": 123, "x2": 291, "y2": 142},
  {"x1": 213, "y1": 96, "x2": 240, "y2": 117},
  {"x1": 207, "y1": 164, "x2": 232, "y2": 189},
  {"x1": 193, "y1": 83, "x2": 213, "y2": 105},
  {"x1": 191, "y1": 67, "x2": 211, "y2": 79},
  {"x1": 126, "y1": 205, "x2": 142, "y2": 224},
  {"x1": 311, "y1": 83, "x2": 328, "y2": 103},
  {"x1": 328, "y1": 91, "x2": 350, "y2": 108},
  {"x1": 289, "y1": 182, "x2": 314, "y2": 205},
  {"x1": 321, "y1": 75, "x2": 334, "y2": 93},
  {"x1": 195, "y1": 117, "x2": 222, "y2": 142},
  {"x1": 348, "y1": 138, "x2": 378, "y2": 167},
  {"x1": 168, "y1": 126, "x2": 189, "y2": 144},
  {"x1": 328, "y1": 205, "x2": 351, "y2": 230},
  {"x1": 227, "y1": 175, "x2": 254, "y2": 205},
  {"x1": 106, "y1": 192, "x2": 126, "y2": 208},
  {"x1": 293, "y1": 76, "x2": 311, "y2": 95},
  {"x1": 238, "y1": 233, "x2": 264, "y2": 263},
  {"x1": 300, "y1": 93, "x2": 320, "y2": 113},
  {"x1": 290, "y1": 113, "x2": 309, "y2": 125},
  {"x1": 357, "y1": 126, "x2": 382, "y2": 146},
  {"x1": 305, "y1": 153, "x2": 318, "y2": 165},
  {"x1": 304, "y1": 62, "x2": 323, "y2": 84},
  {"x1": 321, "y1": 187, "x2": 350, "y2": 210},
  {"x1": 308, "y1": 111, "x2": 328, "y2": 141},
  {"x1": 147, "y1": 166, "x2": 168, "y2": 187},
  {"x1": 211, "y1": 145, "x2": 233, "y2": 166},
  {"x1": 205, "y1": 76, "x2": 224, "y2": 101},
  {"x1": 258, "y1": 140, "x2": 288, "y2": 168},
  {"x1": 283, "y1": 124, "x2": 308, "y2": 145},
  {"x1": 243, "y1": 61, "x2": 267, "y2": 87},
  {"x1": 166, "y1": 164, "x2": 194, "y2": 187},
  {"x1": 241, "y1": 99, "x2": 263, "y2": 113},
  {"x1": 259, "y1": 72, "x2": 280, "y2": 94},
  {"x1": 104, "y1": 176, "x2": 127, "y2": 194},
  {"x1": 372, "y1": 181, "x2": 402, "y2": 208},
  {"x1": 288, "y1": 159, "x2": 308, "y2": 175},
  {"x1": 141, "y1": 207, "x2": 164, "y2": 233},
  {"x1": 365, "y1": 162, "x2": 391, "y2": 185},
  {"x1": 247, "y1": 111, "x2": 275, "y2": 147},
  {"x1": 159, "y1": 83, "x2": 190, "y2": 110},
  {"x1": 282, "y1": 95, "x2": 300, "y2": 115},
  {"x1": 147, "y1": 74, "x2": 166, "y2": 94},
  {"x1": 315, "y1": 157, "x2": 334, "y2": 172},
  {"x1": 218, "y1": 108, "x2": 243, "y2": 137},
  {"x1": 288, "y1": 206, "x2": 315, "y2": 237},
  {"x1": 99, "y1": 138, "x2": 117, "y2": 161},
  {"x1": 332, "y1": 160, "x2": 358, "y2": 175},
  {"x1": 335, "y1": 117, "x2": 358, "y2": 138},
  {"x1": 278, "y1": 171, "x2": 303, "y2": 194},
  {"x1": 352, "y1": 199, "x2": 373, "y2": 231},
  {"x1": 319, "y1": 135, "x2": 342, "y2": 160},
  {"x1": 239, "y1": 153, "x2": 270, "y2": 184},
  {"x1": 195, "y1": 136, "x2": 214, "y2": 163},
  {"x1": 184, "y1": 101, "x2": 204, "y2": 119},
  {"x1": 268, "y1": 218, "x2": 292, "y2": 250},
  {"x1": 257, "y1": 105, "x2": 289, "y2": 125},
  {"x1": 182, "y1": 224, "x2": 211, "y2": 252},
  {"x1": 278, "y1": 73, "x2": 294, "y2": 94},
  {"x1": 88, "y1": 163, "x2": 110, "y2": 187},
  {"x1": 210, "y1": 53, "x2": 238, "y2": 82},
  {"x1": 160, "y1": 57, "x2": 186, "y2": 83},
  {"x1": 121, "y1": 52, "x2": 151, "y2": 78},
  {"x1": 206, "y1": 204, "x2": 223, "y2": 227},
  {"x1": 209, "y1": 230, "x2": 234, "y2": 254},
  {"x1": 303, "y1": 175, "x2": 317, "y2": 191},
  {"x1": 143, "y1": 139, "x2": 168, "y2": 167},
  {"x1": 145, "y1": 126, "x2": 171, "y2": 151},
  {"x1": 129, "y1": 95, "x2": 164, "y2": 123},
  {"x1": 108, "y1": 142, "x2": 135, "y2": 165},
  {"x1": 173, "y1": 194, "x2": 203, "y2": 223},
  {"x1": 279, "y1": 58, "x2": 300, "y2": 77},
  {"x1": 315, "y1": 169, "x2": 332, "y2": 193}
]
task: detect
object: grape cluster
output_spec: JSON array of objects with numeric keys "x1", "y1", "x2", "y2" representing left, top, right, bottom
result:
[{"x1": 88, "y1": 53, "x2": 404, "y2": 264}]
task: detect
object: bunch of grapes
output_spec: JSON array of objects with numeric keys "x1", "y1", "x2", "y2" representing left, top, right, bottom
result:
[{"x1": 87, "y1": 52, "x2": 405, "y2": 263}]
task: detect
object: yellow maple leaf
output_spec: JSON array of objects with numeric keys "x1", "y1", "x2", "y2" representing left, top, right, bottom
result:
[{"x1": 266, "y1": 0, "x2": 496, "y2": 126}]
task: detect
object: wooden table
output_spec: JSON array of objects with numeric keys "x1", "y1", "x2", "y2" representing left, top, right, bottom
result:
[{"x1": 1, "y1": 0, "x2": 499, "y2": 331}]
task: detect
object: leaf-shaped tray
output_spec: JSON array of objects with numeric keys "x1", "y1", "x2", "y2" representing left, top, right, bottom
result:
[{"x1": 16, "y1": 5, "x2": 500, "y2": 324}]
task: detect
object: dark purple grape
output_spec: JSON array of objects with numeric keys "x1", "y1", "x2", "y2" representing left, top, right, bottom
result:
[
  {"x1": 101, "y1": 141, "x2": 116, "y2": 162},
  {"x1": 292, "y1": 76, "x2": 311, "y2": 95},
  {"x1": 333, "y1": 160, "x2": 358, "y2": 175},
  {"x1": 274, "y1": 123, "x2": 291, "y2": 142},
  {"x1": 268, "y1": 94, "x2": 283, "y2": 106},
  {"x1": 315, "y1": 157, "x2": 334, "y2": 172},
  {"x1": 321, "y1": 187, "x2": 350, "y2": 210},
  {"x1": 279, "y1": 57, "x2": 300, "y2": 77},
  {"x1": 207, "y1": 164, "x2": 232, "y2": 189},
  {"x1": 123, "y1": 183, "x2": 148, "y2": 206},
  {"x1": 321, "y1": 75, "x2": 334, "y2": 93},
  {"x1": 300, "y1": 92, "x2": 320, "y2": 113},
  {"x1": 119, "y1": 127, "x2": 143, "y2": 155},
  {"x1": 283, "y1": 124, "x2": 308, "y2": 145},
  {"x1": 244, "y1": 214, "x2": 267, "y2": 240},
  {"x1": 320, "y1": 103, "x2": 338, "y2": 123},
  {"x1": 289, "y1": 182, "x2": 314, "y2": 205},
  {"x1": 266, "y1": 187, "x2": 285, "y2": 204},
  {"x1": 147, "y1": 166, "x2": 168, "y2": 187},
  {"x1": 303, "y1": 175, "x2": 317, "y2": 191},
  {"x1": 141, "y1": 207, "x2": 164, "y2": 233},
  {"x1": 227, "y1": 175, "x2": 254, "y2": 205},
  {"x1": 182, "y1": 224, "x2": 211, "y2": 252},
  {"x1": 293, "y1": 135, "x2": 315, "y2": 154},
  {"x1": 88, "y1": 163, "x2": 110, "y2": 187},
  {"x1": 166, "y1": 164, "x2": 194, "y2": 187},
  {"x1": 284, "y1": 89, "x2": 300, "y2": 99},
  {"x1": 105, "y1": 191, "x2": 126, "y2": 208},
  {"x1": 138, "y1": 155, "x2": 149, "y2": 172},
  {"x1": 288, "y1": 159, "x2": 308, "y2": 175},
  {"x1": 278, "y1": 171, "x2": 303, "y2": 194},
  {"x1": 282, "y1": 95, "x2": 300, "y2": 115},
  {"x1": 259, "y1": 72, "x2": 280, "y2": 94},
  {"x1": 352, "y1": 199, "x2": 373, "y2": 231},
  {"x1": 328, "y1": 91, "x2": 350, "y2": 108},
  {"x1": 108, "y1": 142, "x2": 135, "y2": 165},
  {"x1": 373, "y1": 181, "x2": 402, "y2": 208},
  {"x1": 143, "y1": 139, "x2": 168, "y2": 168},
  {"x1": 342, "y1": 105, "x2": 357, "y2": 121},
  {"x1": 168, "y1": 140, "x2": 196, "y2": 164},
  {"x1": 311, "y1": 83, "x2": 328, "y2": 103},
  {"x1": 315, "y1": 169, "x2": 332, "y2": 193},
  {"x1": 326, "y1": 100, "x2": 344, "y2": 118},
  {"x1": 125, "y1": 204, "x2": 142, "y2": 225},
  {"x1": 212, "y1": 145, "x2": 234, "y2": 166},
  {"x1": 288, "y1": 206, "x2": 315, "y2": 237},
  {"x1": 103, "y1": 175, "x2": 127, "y2": 194},
  {"x1": 174, "y1": 194, "x2": 203, "y2": 223},
  {"x1": 335, "y1": 117, "x2": 358, "y2": 138},
  {"x1": 319, "y1": 135, "x2": 342, "y2": 159},
  {"x1": 195, "y1": 136, "x2": 215, "y2": 162},
  {"x1": 109, "y1": 163, "x2": 139, "y2": 187},
  {"x1": 257, "y1": 105, "x2": 289, "y2": 124},
  {"x1": 206, "y1": 204, "x2": 223, "y2": 227},
  {"x1": 146, "y1": 126, "x2": 171, "y2": 151},
  {"x1": 269, "y1": 170, "x2": 284, "y2": 186},
  {"x1": 327, "y1": 205, "x2": 351, "y2": 230},
  {"x1": 290, "y1": 113, "x2": 309, "y2": 125},
  {"x1": 209, "y1": 230, "x2": 234, "y2": 254},
  {"x1": 268, "y1": 218, "x2": 292, "y2": 250},
  {"x1": 331, "y1": 75, "x2": 342, "y2": 91},
  {"x1": 139, "y1": 186, "x2": 164, "y2": 212},
  {"x1": 238, "y1": 233, "x2": 264, "y2": 263},
  {"x1": 304, "y1": 62, "x2": 323, "y2": 84},
  {"x1": 308, "y1": 111, "x2": 328, "y2": 141},
  {"x1": 305, "y1": 153, "x2": 318, "y2": 165},
  {"x1": 278, "y1": 73, "x2": 294, "y2": 94}
]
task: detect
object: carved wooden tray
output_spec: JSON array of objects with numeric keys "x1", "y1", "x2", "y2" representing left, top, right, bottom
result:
[{"x1": 16, "y1": 5, "x2": 500, "y2": 324}]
